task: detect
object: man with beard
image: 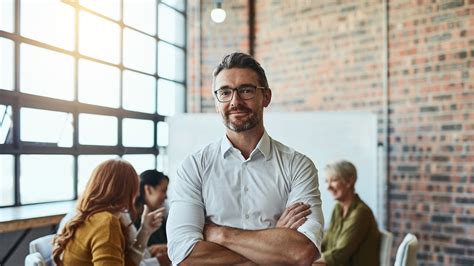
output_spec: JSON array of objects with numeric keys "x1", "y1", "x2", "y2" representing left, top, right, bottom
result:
[{"x1": 167, "y1": 52, "x2": 324, "y2": 265}]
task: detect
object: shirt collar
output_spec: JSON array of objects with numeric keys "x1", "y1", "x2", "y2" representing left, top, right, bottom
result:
[{"x1": 220, "y1": 130, "x2": 272, "y2": 160}]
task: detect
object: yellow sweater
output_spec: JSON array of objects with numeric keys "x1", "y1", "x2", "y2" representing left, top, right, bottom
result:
[{"x1": 63, "y1": 211, "x2": 125, "y2": 266}]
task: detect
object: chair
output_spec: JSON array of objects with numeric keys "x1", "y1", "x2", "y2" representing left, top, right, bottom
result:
[
  {"x1": 394, "y1": 233, "x2": 419, "y2": 266},
  {"x1": 25, "y1": 252, "x2": 44, "y2": 266},
  {"x1": 25, "y1": 234, "x2": 55, "y2": 266},
  {"x1": 379, "y1": 229, "x2": 393, "y2": 266}
]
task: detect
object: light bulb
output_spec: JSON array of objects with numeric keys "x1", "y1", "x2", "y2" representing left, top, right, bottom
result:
[{"x1": 211, "y1": 7, "x2": 226, "y2": 23}]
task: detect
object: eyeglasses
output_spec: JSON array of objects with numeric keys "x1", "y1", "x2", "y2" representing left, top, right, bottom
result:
[{"x1": 214, "y1": 85, "x2": 267, "y2": 103}]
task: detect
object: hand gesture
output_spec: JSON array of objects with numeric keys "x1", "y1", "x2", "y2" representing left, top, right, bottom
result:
[
  {"x1": 141, "y1": 205, "x2": 165, "y2": 235},
  {"x1": 276, "y1": 202, "x2": 311, "y2": 229}
]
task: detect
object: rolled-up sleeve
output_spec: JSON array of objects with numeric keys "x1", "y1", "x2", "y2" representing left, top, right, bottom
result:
[
  {"x1": 166, "y1": 156, "x2": 205, "y2": 265},
  {"x1": 287, "y1": 154, "x2": 325, "y2": 253}
]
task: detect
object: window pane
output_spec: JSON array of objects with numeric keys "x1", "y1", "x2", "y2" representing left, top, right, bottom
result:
[
  {"x1": 79, "y1": 59, "x2": 120, "y2": 108},
  {"x1": 158, "y1": 42, "x2": 184, "y2": 82},
  {"x1": 157, "y1": 121, "x2": 168, "y2": 147},
  {"x1": 20, "y1": 44, "x2": 74, "y2": 100},
  {"x1": 79, "y1": 11, "x2": 120, "y2": 64},
  {"x1": 78, "y1": 155, "x2": 117, "y2": 194},
  {"x1": 0, "y1": 0, "x2": 14, "y2": 32},
  {"x1": 79, "y1": 0, "x2": 120, "y2": 20},
  {"x1": 20, "y1": 108, "x2": 73, "y2": 147},
  {"x1": 123, "y1": 118, "x2": 154, "y2": 147},
  {"x1": 123, "y1": 28, "x2": 156, "y2": 74},
  {"x1": 158, "y1": 4, "x2": 185, "y2": 47},
  {"x1": 79, "y1": 114, "x2": 117, "y2": 146},
  {"x1": 162, "y1": 0, "x2": 185, "y2": 12},
  {"x1": 20, "y1": 155, "x2": 74, "y2": 204},
  {"x1": 156, "y1": 148, "x2": 167, "y2": 172},
  {"x1": 21, "y1": 0, "x2": 74, "y2": 50},
  {"x1": 122, "y1": 154, "x2": 155, "y2": 174},
  {"x1": 0, "y1": 105, "x2": 13, "y2": 144},
  {"x1": 0, "y1": 155, "x2": 14, "y2": 206},
  {"x1": 123, "y1": 70, "x2": 155, "y2": 114},
  {"x1": 157, "y1": 79, "x2": 185, "y2": 116},
  {"x1": 0, "y1": 38, "x2": 14, "y2": 91},
  {"x1": 123, "y1": 0, "x2": 156, "y2": 35}
]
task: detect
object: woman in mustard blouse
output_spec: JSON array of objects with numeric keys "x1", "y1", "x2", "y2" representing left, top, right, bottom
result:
[
  {"x1": 316, "y1": 160, "x2": 380, "y2": 266},
  {"x1": 53, "y1": 159, "x2": 163, "y2": 266}
]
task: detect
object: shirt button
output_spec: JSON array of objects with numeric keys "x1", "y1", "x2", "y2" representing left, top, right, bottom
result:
[
  {"x1": 244, "y1": 186, "x2": 248, "y2": 192},
  {"x1": 245, "y1": 214, "x2": 249, "y2": 219}
]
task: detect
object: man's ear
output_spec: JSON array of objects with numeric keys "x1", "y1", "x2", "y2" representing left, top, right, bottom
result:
[{"x1": 263, "y1": 89, "x2": 272, "y2": 107}]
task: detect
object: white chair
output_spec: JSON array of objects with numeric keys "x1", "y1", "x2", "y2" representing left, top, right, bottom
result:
[
  {"x1": 25, "y1": 234, "x2": 55, "y2": 266},
  {"x1": 379, "y1": 229, "x2": 393, "y2": 266},
  {"x1": 394, "y1": 233, "x2": 419, "y2": 266},
  {"x1": 25, "y1": 252, "x2": 45, "y2": 266}
]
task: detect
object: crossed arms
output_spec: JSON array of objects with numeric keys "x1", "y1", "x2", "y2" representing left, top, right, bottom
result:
[
  {"x1": 167, "y1": 152, "x2": 324, "y2": 265},
  {"x1": 182, "y1": 203, "x2": 319, "y2": 266}
]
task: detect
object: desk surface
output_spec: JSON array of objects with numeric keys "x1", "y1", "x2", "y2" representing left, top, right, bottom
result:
[{"x1": 0, "y1": 201, "x2": 76, "y2": 233}]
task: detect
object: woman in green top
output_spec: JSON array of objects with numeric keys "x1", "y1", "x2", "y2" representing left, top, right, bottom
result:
[{"x1": 316, "y1": 160, "x2": 380, "y2": 266}]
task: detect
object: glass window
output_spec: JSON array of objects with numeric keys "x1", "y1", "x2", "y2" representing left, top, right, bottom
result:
[
  {"x1": 156, "y1": 148, "x2": 167, "y2": 172},
  {"x1": 158, "y1": 42, "x2": 185, "y2": 82},
  {"x1": 157, "y1": 121, "x2": 168, "y2": 147},
  {"x1": 123, "y1": 70, "x2": 155, "y2": 114},
  {"x1": 79, "y1": 11, "x2": 120, "y2": 64},
  {"x1": 78, "y1": 59, "x2": 120, "y2": 108},
  {"x1": 79, "y1": 114, "x2": 117, "y2": 146},
  {"x1": 158, "y1": 4, "x2": 185, "y2": 47},
  {"x1": 162, "y1": 0, "x2": 185, "y2": 12},
  {"x1": 0, "y1": 38, "x2": 14, "y2": 91},
  {"x1": 20, "y1": 108, "x2": 73, "y2": 147},
  {"x1": 122, "y1": 154, "x2": 155, "y2": 174},
  {"x1": 0, "y1": 105, "x2": 13, "y2": 144},
  {"x1": 21, "y1": 0, "x2": 75, "y2": 50},
  {"x1": 123, "y1": 28, "x2": 156, "y2": 74},
  {"x1": 0, "y1": 0, "x2": 14, "y2": 33},
  {"x1": 157, "y1": 79, "x2": 185, "y2": 116},
  {"x1": 0, "y1": 155, "x2": 14, "y2": 206},
  {"x1": 20, "y1": 43, "x2": 74, "y2": 100},
  {"x1": 79, "y1": 0, "x2": 120, "y2": 21},
  {"x1": 20, "y1": 155, "x2": 74, "y2": 204},
  {"x1": 1, "y1": 0, "x2": 185, "y2": 208},
  {"x1": 78, "y1": 155, "x2": 117, "y2": 194},
  {"x1": 123, "y1": 118, "x2": 154, "y2": 147},
  {"x1": 123, "y1": 0, "x2": 156, "y2": 35}
]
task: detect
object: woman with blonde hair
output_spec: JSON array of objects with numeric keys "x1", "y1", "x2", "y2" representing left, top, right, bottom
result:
[
  {"x1": 316, "y1": 160, "x2": 380, "y2": 266},
  {"x1": 53, "y1": 159, "x2": 163, "y2": 265}
]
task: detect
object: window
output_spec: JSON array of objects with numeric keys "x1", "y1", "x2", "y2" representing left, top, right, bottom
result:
[{"x1": 0, "y1": 0, "x2": 186, "y2": 207}]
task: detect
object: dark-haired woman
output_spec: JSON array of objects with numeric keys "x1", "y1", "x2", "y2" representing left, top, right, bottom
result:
[{"x1": 135, "y1": 169, "x2": 170, "y2": 265}]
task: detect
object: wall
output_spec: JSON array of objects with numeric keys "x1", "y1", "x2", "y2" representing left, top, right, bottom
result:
[
  {"x1": 186, "y1": 0, "x2": 474, "y2": 265},
  {"x1": 0, "y1": 226, "x2": 56, "y2": 266}
]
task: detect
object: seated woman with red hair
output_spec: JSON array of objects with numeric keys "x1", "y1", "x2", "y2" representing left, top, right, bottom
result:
[{"x1": 53, "y1": 159, "x2": 163, "y2": 265}]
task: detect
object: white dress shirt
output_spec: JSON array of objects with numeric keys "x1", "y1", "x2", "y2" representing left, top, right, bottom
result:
[{"x1": 167, "y1": 131, "x2": 324, "y2": 264}]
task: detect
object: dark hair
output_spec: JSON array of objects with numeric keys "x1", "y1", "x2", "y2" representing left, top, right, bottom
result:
[
  {"x1": 212, "y1": 52, "x2": 269, "y2": 89},
  {"x1": 135, "y1": 170, "x2": 169, "y2": 207}
]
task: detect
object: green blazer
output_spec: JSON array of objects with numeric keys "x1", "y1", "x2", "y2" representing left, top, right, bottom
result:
[{"x1": 322, "y1": 195, "x2": 380, "y2": 266}]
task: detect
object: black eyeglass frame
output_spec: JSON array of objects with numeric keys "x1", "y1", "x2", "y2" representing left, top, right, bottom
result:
[{"x1": 213, "y1": 85, "x2": 268, "y2": 103}]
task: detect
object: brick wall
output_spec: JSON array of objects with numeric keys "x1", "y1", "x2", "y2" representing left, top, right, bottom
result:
[
  {"x1": 186, "y1": 0, "x2": 474, "y2": 265},
  {"x1": 187, "y1": 0, "x2": 250, "y2": 112},
  {"x1": 388, "y1": 1, "x2": 473, "y2": 264}
]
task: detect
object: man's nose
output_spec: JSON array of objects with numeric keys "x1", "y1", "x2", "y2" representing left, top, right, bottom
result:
[{"x1": 229, "y1": 89, "x2": 244, "y2": 105}]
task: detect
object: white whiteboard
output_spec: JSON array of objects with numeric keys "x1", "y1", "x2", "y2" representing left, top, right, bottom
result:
[{"x1": 167, "y1": 112, "x2": 380, "y2": 226}]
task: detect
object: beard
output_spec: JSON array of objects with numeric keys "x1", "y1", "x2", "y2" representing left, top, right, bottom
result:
[{"x1": 221, "y1": 105, "x2": 260, "y2": 132}]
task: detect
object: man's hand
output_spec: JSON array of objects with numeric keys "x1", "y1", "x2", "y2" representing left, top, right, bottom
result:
[
  {"x1": 149, "y1": 243, "x2": 167, "y2": 257},
  {"x1": 276, "y1": 202, "x2": 311, "y2": 229}
]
